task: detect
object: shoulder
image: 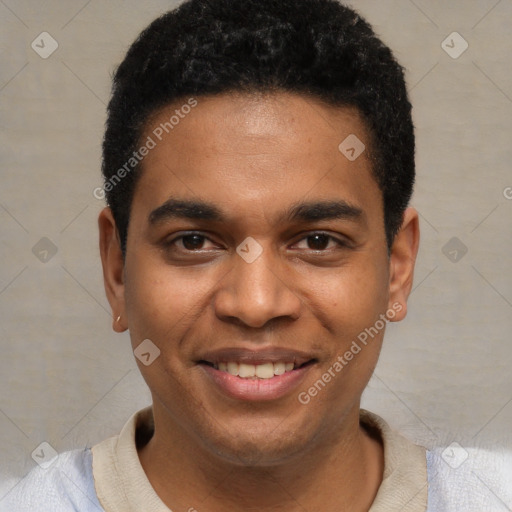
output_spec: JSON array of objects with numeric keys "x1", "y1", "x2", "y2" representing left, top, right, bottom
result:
[
  {"x1": 426, "y1": 445, "x2": 512, "y2": 511},
  {"x1": 0, "y1": 448, "x2": 104, "y2": 512}
]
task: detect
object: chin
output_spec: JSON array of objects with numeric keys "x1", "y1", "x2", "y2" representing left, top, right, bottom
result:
[{"x1": 199, "y1": 418, "x2": 317, "y2": 467}]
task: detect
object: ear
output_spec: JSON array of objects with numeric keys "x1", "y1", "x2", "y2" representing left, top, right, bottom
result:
[
  {"x1": 98, "y1": 207, "x2": 128, "y2": 332},
  {"x1": 387, "y1": 207, "x2": 420, "y2": 322}
]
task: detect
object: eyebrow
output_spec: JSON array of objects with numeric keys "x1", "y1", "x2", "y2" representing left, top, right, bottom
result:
[
  {"x1": 148, "y1": 198, "x2": 364, "y2": 225},
  {"x1": 285, "y1": 200, "x2": 363, "y2": 224},
  {"x1": 149, "y1": 199, "x2": 223, "y2": 224}
]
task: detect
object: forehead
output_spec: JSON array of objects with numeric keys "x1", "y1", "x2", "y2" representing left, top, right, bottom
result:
[
  {"x1": 144, "y1": 91, "x2": 371, "y2": 159},
  {"x1": 132, "y1": 92, "x2": 382, "y2": 230}
]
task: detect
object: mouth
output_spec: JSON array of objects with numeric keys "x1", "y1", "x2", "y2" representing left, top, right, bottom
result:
[{"x1": 197, "y1": 348, "x2": 318, "y2": 401}]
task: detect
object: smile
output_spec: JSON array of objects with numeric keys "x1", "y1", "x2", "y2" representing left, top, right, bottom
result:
[
  {"x1": 197, "y1": 349, "x2": 317, "y2": 401},
  {"x1": 202, "y1": 360, "x2": 309, "y2": 379}
]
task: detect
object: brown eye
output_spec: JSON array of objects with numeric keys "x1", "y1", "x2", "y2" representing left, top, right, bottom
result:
[
  {"x1": 306, "y1": 234, "x2": 331, "y2": 250},
  {"x1": 180, "y1": 234, "x2": 207, "y2": 250},
  {"x1": 163, "y1": 232, "x2": 221, "y2": 256},
  {"x1": 292, "y1": 232, "x2": 349, "y2": 253}
]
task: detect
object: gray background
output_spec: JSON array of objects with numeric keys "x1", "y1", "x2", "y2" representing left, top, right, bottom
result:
[{"x1": 1, "y1": 0, "x2": 511, "y2": 502}]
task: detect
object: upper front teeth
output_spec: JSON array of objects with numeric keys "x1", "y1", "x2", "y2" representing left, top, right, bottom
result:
[{"x1": 217, "y1": 361, "x2": 295, "y2": 379}]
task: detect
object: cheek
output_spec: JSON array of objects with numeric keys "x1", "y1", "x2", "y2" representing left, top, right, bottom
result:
[
  {"x1": 123, "y1": 253, "x2": 202, "y2": 346},
  {"x1": 304, "y1": 256, "x2": 390, "y2": 337},
  {"x1": 330, "y1": 258, "x2": 390, "y2": 385}
]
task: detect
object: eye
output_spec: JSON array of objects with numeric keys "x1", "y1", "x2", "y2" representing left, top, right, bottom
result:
[
  {"x1": 167, "y1": 233, "x2": 219, "y2": 251},
  {"x1": 293, "y1": 232, "x2": 347, "y2": 251}
]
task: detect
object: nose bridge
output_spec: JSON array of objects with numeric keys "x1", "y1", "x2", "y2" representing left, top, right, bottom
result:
[
  {"x1": 214, "y1": 239, "x2": 301, "y2": 328},
  {"x1": 237, "y1": 242, "x2": 280, "y2": 300}
]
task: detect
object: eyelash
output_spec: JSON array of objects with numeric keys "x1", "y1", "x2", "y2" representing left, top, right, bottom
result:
[{"x1": 165, "y1": 231, "x2": 349, "y2": 253}]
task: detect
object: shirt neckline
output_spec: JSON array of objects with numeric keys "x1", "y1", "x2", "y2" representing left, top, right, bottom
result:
[{"x1": 92, "y1": 406, "x2": 427, "y2": 512}]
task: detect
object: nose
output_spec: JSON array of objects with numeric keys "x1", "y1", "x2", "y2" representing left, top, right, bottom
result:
[{"x1": 213, "y1": 243, "x2": 302, "y2": 329}]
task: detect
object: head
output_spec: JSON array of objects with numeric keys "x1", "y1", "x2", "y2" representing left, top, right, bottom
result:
[{"x1": 99, "y1": 0, "x2": 419, "y2": 465}]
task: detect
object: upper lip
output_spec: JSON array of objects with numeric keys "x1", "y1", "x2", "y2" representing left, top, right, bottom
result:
[{"x1": 197, "y1": 347, "x2": 317, "y2": 367}]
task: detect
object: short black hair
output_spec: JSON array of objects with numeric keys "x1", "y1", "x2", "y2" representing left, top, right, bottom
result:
[{"x1": 102, "y1": 0, "x2": 415, "y2": 254}]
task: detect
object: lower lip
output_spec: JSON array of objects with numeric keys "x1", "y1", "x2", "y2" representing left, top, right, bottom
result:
[{"x1": 200, "y1": 364, "x2": 314, "y2": 402}]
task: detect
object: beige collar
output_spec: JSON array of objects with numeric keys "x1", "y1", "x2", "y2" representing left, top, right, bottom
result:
[
  {"x1": 360, "y1": 409, "x2": 428, "y2": 511},
  {"x1": 92, "y1": 406, "x2": 427, "y2": 511}
]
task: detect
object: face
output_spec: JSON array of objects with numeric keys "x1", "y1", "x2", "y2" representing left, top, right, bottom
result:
[{"x1": 100, "y1": 92, "x2": 418, "y2": 465}]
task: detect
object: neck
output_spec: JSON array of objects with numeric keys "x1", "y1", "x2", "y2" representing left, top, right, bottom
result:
[{"x1": 138, "y1": 402, "x2": 383, "y2": 512}]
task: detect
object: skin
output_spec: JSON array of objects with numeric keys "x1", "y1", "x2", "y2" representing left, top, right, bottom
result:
[{"x1": 99, "y1": 91, "x2": 419, "y2": 512}]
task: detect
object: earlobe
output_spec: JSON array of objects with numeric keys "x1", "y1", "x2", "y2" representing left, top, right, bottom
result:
[
  {"x1": 114, "y1": 314, "x2": 125, "y2": 333},
  {"x1": 98, "y1": 207, "x2": 128, "y2": 332},
  {"x1": 387, "y1": 207, "x2": 420, "y2": 322}
]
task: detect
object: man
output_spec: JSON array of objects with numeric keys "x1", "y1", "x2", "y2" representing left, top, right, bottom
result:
[{"x1": 2, "y1": 0, "x2": 510, "y2": 510}]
